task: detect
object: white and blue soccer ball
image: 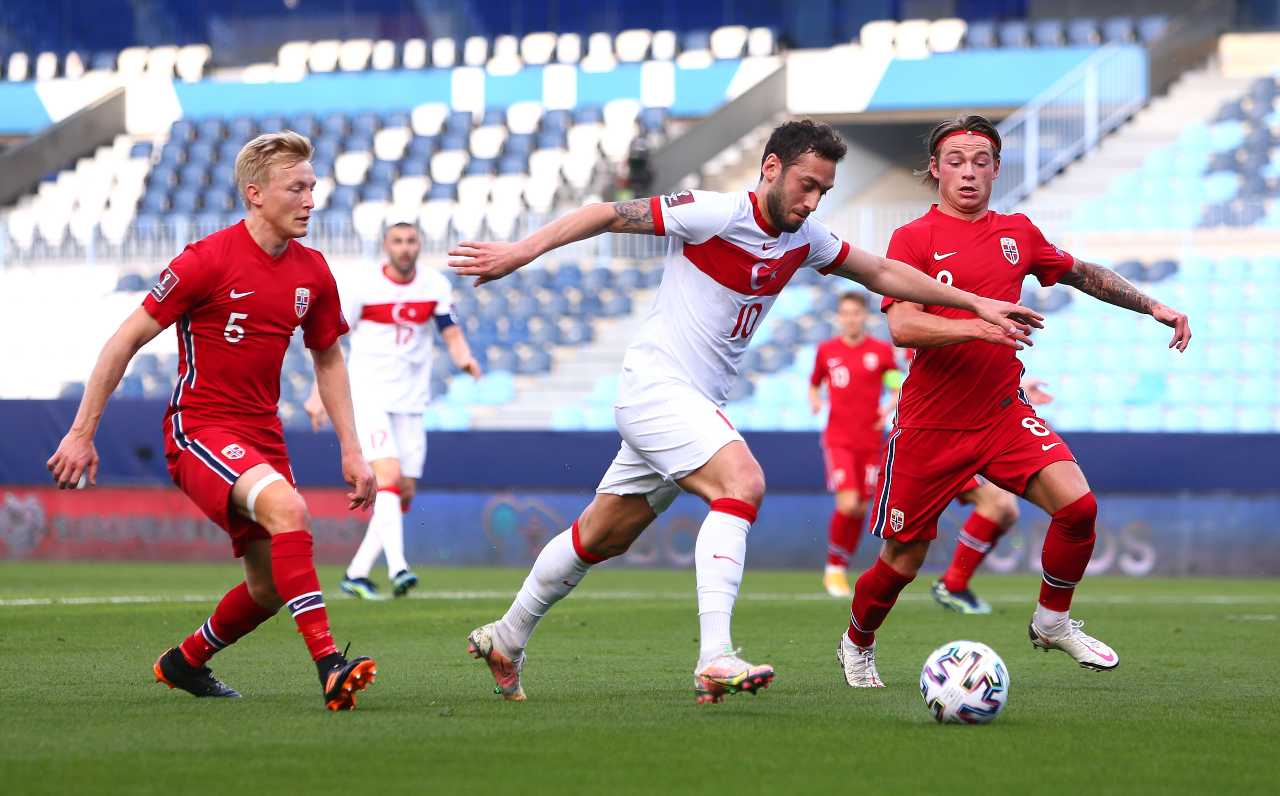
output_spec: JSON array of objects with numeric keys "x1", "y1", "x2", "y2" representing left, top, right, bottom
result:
[{"x1": 920, "y1": 640, "x2": 1010, "y2": 724}]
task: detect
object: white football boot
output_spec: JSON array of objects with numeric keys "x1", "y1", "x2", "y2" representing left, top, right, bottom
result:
[
  {"x1": 836, "y1": 634, "x2": 885, "y2": 688},
  {"x1": 1029, "y1": 617, "x2": 1120, "y2": 671},
  {"x1": 467, "y1": 622, "x2": 527, "y2": 700},
  {"x1": 693, "y1": 650, "x2": 775, "y2": 704}
]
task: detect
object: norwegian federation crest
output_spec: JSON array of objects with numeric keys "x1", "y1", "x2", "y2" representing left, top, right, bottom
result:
[
  {"x1": 999, "y1": 237, "x2": 1019, "y2": 265},
  {"x1": 294, "y1": 287, "x2": 311, "y2": 318},
  {"x1": 890, "y1": 508, "x2": 905, "y2": 533},
  {"x1": 863, "y1": 352, "x2": 879, "y2": 370},
  {"x1": 221, "y1": 444, "x2": 245, "y2": 460}
]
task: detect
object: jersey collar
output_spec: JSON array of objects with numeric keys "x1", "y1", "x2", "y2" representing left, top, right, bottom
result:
[
  {"x1": 928, "y1": 203, "x2": 993, "y2": 226},
  {"x1": 748, "y1": 192, "x2": 781, "y2": 238},
  {"x1": 382, "y1": 264, "x2": 416, "y2": 285}
]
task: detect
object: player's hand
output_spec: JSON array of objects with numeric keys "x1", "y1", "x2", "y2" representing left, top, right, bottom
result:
[
  {"x1": 460, "y1": 357, "x2": 483, "y2": 379},
  {"x1": 47, "y1": 431, "x2": 98, "y2": 490},
  {"x1": 447, "y1": 240, "x2": 534, "y2": 286},
  {"x1": 1151, "y1": 303, "x2": 1191, "y2": 352},
  {"x1": 808, "y1": 394, "x2": 822, "y2": 415},
  {"x1": 1020, "y1": 377, "x2": 1054, "y2": 405},
  {"x1": 970, "y1": 318, "x2": 1034, "y2": 350},
  {"x1": 342, "y1": 451, "x2": 376, "y2": 510},
  {"x1": 304, "y1": 393, "x2": 330, "y2": 431},
  {"x1": 972, "y1": 297, "x2": 1044, "y2": 340}
]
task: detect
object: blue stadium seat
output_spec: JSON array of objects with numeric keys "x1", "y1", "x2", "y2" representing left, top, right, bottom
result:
[
  {"x1": 59, "y1": 382, "x2": 86, "y2": 400},
  {"x1": 597, "y1": 289, "x2": 632, "y2": 317},
  {"x1": 997, "y1": 20, "x2": 1031, "y2": 48},
  {"x1": 1030, "y1": 19, "x2": 1064, "y2": 47},
  {"x1": 328, "y1": 185, "x2": 358, "y2": 210},
  {"x1": 179, "y1": 162, "x2": 208, "y2": 187},
  {"x1": 90, "y1": 51, "x2": 116, "y2": 71},
  {"x1": 523, "y1": 269, "x2": 554, "y2": 290},
  {"x1": 582, "y1": 267, "x2": 613, "y2": 291},
  {"x1": 504, "y1": 133, "x2": 534, "y2": 158},
  {"x1": 170, "y1": 120, "x2": 196, "y2": 143},
  {"x1": 525, "y1": 316, "x2": 556, "y2": 346},
  {"x1": 351, "y1": 112, "x2": 379, "y2": 137},
  {"x1": 399, "y1": 156, "x2": 429, "y2": 177},
  {"x1": 541, "y1": 110, "x2": 571, "y2": 132},
  {"x1": 1102, "y1": 16, "x2": 1135, "y2": 43},
  {"x1": 343, "y1": 133, "x2": 374, "y2": 153},
  {"x1": 515, "y1": 345, "x2": 553, "y2": 374},
  {"x1": 359, "y1": 183, "x2": 391, "y2": 203},
  {"x1": 257, "y1": 115, "x2": 286, "y2": 132},
  {"x1": 445, "y1": 110, "x2": 473, "y2": 135},
  {"x1": 368, "y1": 160, "x2": 398, "y2": 184},
  {"x1": 507, "y1": 292, "x2": 540, "y2": 320},
  {"x1": 406, "y1": 135, "x2": 438, "y2": 159},
  {"x1": 115, "y1": 273, "x2": 147, "y2": 292},
  {"x1": 140, "y1": 192, "x2": 168, "y2": 213},
  {"x1": 320, "y1": 113, "x2": 348, "y2": 137},
  {"x1": 128, "y1": 141, "x2": 152, "y2": 159},
  {"x1": 615, "y1": 266, "x2": 646, "y2": 291},
  {"x1": 465, "y1": 157, "x2": 496, "y2": 177},
  {"x1": 638, "y1": 107, "x2": 669, "y2": 133},
  {"x1": 965, "y1": 20, "x2": 997, "y2": 49},
  {"x1": 227, "y1": 116, "x2": 257, "y2": 141},
  {"x1": 117, "y1": 375, "x2": 145, "y2": 398},
  {"x1": 427, "y1": 182, "x2": 457, "y2": 201},
  {"x1": 1137, "y1": 14, "x2": 1169, "y2": 43},
  {"x1": 216, "y1": 139, "x2": 242, "y2": 162},
  {"x1": 481, "y1": 107, "x2": 506, "y2": 127},
  {"x1": 556, "y1": 317, "x2": 592, "y2": 345},
  {"x1": 495, "y1": 317, "x2": 528, "y2": 346},
  {"x1": 497, "y1": 155, "x2": 527, "y2": 175},
  {"x1": 439, "y1": 132, "x2": 468, "y2": 152},
  {"x1": 572, "y1": 106, "x2": 603, "y2": 125},
  {"x1": 196, "y1": 118, "x2": 225, "y2": 141},
  {"x1": 1065, "y1": 18, "x2": 1099, "y2": 46},
  {"x1": 484, "y1": 346, "x2": 518, "y2": 373},
  {"x1": 380, "y1": 110, "x2": 411, "y2": 129},
  {"x1": 682, "y1": 30, "x2": 711, "y2": 53},
  {"x1": 553, "y1": 263, "x2": 583, "y2": 288}
]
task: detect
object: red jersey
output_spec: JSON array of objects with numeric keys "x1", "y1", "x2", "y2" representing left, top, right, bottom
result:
[
  {"x1": 884, "y1": 205, "x2": 1073, "y2": 431},
  {"x1": 811, "y1": 335, "x2": 899, "y2": 450},
  {"x1": 142, "y1": 222, "x2": 348, "y2": 443}
]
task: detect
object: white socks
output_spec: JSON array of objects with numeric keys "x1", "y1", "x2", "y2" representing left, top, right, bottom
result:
[
  {"x1": 494, "y1": 527, "x2": 593, "y2": 657},
  {"x1": 345, "y1": 489, "x2": 407, "y2": 580},
  {"x1": 695, "y1": 503, "x2": 753, "y2": 663},
  {"x1": 1033, "y1": 604, "x2": 1070, "y2": 634}
]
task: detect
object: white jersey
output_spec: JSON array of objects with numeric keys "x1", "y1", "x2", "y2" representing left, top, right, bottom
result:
[
  {"x1": 340, "y1": 264, "x2": 455, "y2": 413},
  {"x1": 623, "y1": 189, "x2": 850, "y2": 404}
]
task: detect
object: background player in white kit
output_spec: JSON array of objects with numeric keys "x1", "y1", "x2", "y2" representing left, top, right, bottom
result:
[
  {"x1": 307, "y1": 222, "x2": 481, "y2": 599},
  {"x1": 449, "y1": 120, "x2": 1043, "y2": 705}
]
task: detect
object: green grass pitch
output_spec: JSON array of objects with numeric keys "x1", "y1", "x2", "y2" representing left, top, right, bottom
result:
[{"x1": 2, "y1": 563, "x2": 1276, "y2": 794}]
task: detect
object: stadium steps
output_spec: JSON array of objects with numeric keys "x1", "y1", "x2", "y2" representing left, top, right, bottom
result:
[
  {"x1": 1018, "y1": 63, "x2": 1252, "y2": 216},
  {"x1": 469, "y1": 290, "x2": 654, "y2": 429}
]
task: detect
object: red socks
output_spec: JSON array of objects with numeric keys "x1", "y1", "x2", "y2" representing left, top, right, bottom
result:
[
  {"x1": 179, "y1": 581, "x2": 277, "y2": 667},
  {"x1": 847, "y1": 557, "x2": 915, "y2": 647},
  {"x1": 826, "y1": 510, "x2": 864, "y2": 568},
  {"x1": 271, "y1": 530, "x2": 338, "y2": 661},
  {"x1": 1039, "y1": 493, "x2": 1098, "y2": 611},
  {"x1": 941, "y1": 512, "x2": 1004, "y2": 592}
]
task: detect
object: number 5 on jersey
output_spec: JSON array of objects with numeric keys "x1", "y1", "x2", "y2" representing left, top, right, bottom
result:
[
  {"x1": 224, "y1": 312, "x2": 249, "y2": 343},
  {"x1": 731, "y1": 302, "x2": 763, "y2": 339}
]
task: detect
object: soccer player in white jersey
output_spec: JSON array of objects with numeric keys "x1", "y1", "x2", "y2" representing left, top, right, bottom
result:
[
  {"x1": 306, "y1": 222, "x2": 481, "y2": 599},
  {"x1": 449, "y1": 120, "x2": 1043, "y2": 705}
]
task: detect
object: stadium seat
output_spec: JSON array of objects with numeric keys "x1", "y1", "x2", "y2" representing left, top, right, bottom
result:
[
  {"x1": 710, "y1": 26, "x2": 748, "y2": 59},
  {"x1": 615, "y1": 29, "x2": 652, "y2": 63},
  {"x1": 521, "y1": 32, "x2": 557, "y2": 65},
  {"x1": 402, "y1": 39, "x2": 427, "y2": 70},
  {"x1": 746, "y1": 27, "x2": 776, "y2": 57},
  {"x1": 651, "y1": 30, "x2": 679, "y2": 61},
  {"x1": 965, "y1": 20, "x2": 997, "y2": 49},
  {"x1": 997, "y1": 20, "x2": 1031, "y2": 48},
  {"x1": 1102, "y1": 17, "x2": 1135, "y2": 43}
]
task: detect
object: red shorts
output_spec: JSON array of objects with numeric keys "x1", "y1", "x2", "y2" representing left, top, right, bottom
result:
[
  {"x1": 868, "y1": 402, "x2": 1075, "y2": 543},
  {"x1": 822, "y1": 444, "x2": 882, "y2": 500},
  {"x1": 164, "y1": 424, "x2": 295, "y2": 557}
]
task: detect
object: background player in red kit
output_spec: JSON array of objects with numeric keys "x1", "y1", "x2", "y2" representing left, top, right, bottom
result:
[
  {"x1": 837, "y1": 115, "x2": 1191, "y2": 687},
  {"x1": 46, "y1": 132, "x2": 380, "y2": 710},
  {"x1": 808, "y1": 292, "x2": 901, "y2": 597}
]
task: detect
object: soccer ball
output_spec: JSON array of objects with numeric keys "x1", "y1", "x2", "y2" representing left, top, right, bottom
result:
[{"x1": 919, "y1": 640, "x2": 1010, "y2": 724}]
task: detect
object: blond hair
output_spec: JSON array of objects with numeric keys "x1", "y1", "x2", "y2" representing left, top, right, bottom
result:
[{"x1": 233, "y1": 130, "x2": 314, "y2": 207}]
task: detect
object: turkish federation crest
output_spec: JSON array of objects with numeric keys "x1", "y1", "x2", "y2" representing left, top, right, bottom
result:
[
  {"x1": 999, "y1": 237, "x2": 1020, "y2": 265},
  {"x1": 294, "y1": 287, "x2": 311, "y2": 318}
]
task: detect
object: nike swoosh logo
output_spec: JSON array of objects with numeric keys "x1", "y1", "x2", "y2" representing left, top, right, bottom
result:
[
  {"x1": 1041, "y1": 443, "x2": 1062, "y2": 451},
  {"x1": 229, "y1": 289, "x2": 255, "y2": 299},
  {"x1": 933, "y1": 251, "x2": 958, "y2": 261},
  {"x1": 761, "y1": 242, "x2": 775, "y2": 251},
  {"x1": 562, "y1": 580, "x2": 578, "y2": 588},
  {"x1": 712, "y1": 554, "x2": 742, "y2": 565}
]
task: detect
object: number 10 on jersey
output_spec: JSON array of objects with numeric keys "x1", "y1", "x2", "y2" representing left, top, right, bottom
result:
[{"x1": 730, "y1": 302, "x2": 763, "y2": 339}]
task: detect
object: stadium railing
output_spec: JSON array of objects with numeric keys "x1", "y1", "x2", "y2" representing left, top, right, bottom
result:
[{"x1": 992, "y1": 43, "x2": 1148, "y2": 212}]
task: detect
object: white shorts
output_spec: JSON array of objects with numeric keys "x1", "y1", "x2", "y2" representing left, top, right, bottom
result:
[
  {"x1": 596, "y1": 371, "x2": 744, "y2": 505},
  {"x1": 355, "y1": 405, "x2": 427, "y2": 478}
]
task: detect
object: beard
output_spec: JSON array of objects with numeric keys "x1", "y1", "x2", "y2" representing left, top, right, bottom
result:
[{"x1": 765, "y1": 183, "x2": 803, "y2": 233}]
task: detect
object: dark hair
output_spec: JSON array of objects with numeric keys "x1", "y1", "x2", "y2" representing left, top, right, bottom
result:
[
  {"x1": 761, "y1": 119, "x2": 848, "y2": 175},
  {"x1": 839, "y1": 291, "x2": 868, "y2": 309},
  {"x1": 917, "y1": 114, "x2": 1002, "y2": 186},
  {"x1": 385, "y1": 221, "x2": 420, "y2": 237}
]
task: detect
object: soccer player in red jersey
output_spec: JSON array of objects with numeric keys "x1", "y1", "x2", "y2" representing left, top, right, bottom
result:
[
  {"x1": 808, "y1": 292, "x2": 901, "y2": 597},
  {"x1": 46, "y1": 132, "x2": 380, "y2": 710},
  {"x1": 837, "y1": 115, "x2": 1191, "y2": 686}
]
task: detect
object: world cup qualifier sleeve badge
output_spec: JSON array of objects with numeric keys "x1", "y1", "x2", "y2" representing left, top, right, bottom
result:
[
  {"x1": 294, "y1": 287, "x2": 311, "y2": 318},
  {"x1": 1000, "y1": 237, "x2": 1020, "y2": 265}
]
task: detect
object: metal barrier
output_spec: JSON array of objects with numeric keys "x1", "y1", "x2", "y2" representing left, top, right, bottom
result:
[{"x1": 993, "y1": 44, "x2": 1148, "y2": 211}]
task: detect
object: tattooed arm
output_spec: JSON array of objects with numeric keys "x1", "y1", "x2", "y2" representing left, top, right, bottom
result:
[
  {"x1": 1059, "y1": 259, "x2": 1192, "y2": 351},
  {"x1": 447, "y1": 200, "x2": 654, "y2": 284}
]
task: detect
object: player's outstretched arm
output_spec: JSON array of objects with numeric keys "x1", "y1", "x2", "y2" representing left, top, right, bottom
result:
[
  {"x1": 441, "y1": 325, "x2": 483, "y2": 379},
  {"x1": 1059, "y1": 259, "x2": 1191, "y2": 351},
  {"x1": 448, "y1": 199, "x2": 654, "y2": 285},
  {"x1": 46, "y1": 307, "x2": 163, "y2": 488},
  {"x1": 831, "y1": 246, "x2": 1044, "y2": 341},
  {"x1": 310, "y1": 342, "x2": 376, "y2": 510},
  {"x1": 886, "y1": 301, "x2": 1033, "y2": 350}
]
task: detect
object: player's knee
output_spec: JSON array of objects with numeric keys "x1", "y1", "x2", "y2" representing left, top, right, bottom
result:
[
  {"x1": 258, "y1": 491, "x2": 310, "y2": 534},
  {"x1": 991, "y1": 493, "x2": 1020, "y2": 529},
  {"x1": 727, "y1": 463, "x2": 766, "y2": 508},
  {"x1": 881, "y1": 539, "x2": 927, "y2": 578},
  {"x1": 1053, "y1": 491, "x2": 1097, "y2": 537},
  {"x1": 836, "y1": 491, "x2": 862, "y2": 517},
  {"x1": 247, "y1": 580, "x2": 283, "y2": 612}
]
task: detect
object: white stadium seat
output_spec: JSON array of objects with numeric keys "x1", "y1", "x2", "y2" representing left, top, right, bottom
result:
[
  {"x1": 650, "y1": 30, "x2": 678, "y2": 61},
  {"x1": 491, "y1": 174, "x2": 527, "y2": 206},
  {"x1": 312, "y1": 177, "x2": 334, "y2": 210},
  {"x1": 457, "y1": 174, "x2": 494, "y2": 207},
  {"x1": 6, "y1": 52, "x2": 28, "y2": 82},
  {"x1": 351, "y1": 201, "x2": 388, "y2": 241},
  {"x1": 334, "y1": 151, "x2": 373, "y2": 186},
  {"x1": 338, "y1": 39, "x2": 374, "y2": 72},
  {"x1": 860, "y1": 20, "x2": 897, "y2": 53},
  {"x1": 176, "y1": 44, "x2": 211, "y2": 82},
  {"x1": 411, "y1": 102, "x2": 449, "y2": 136},
  {"x1": 485, "y1": 201, "x2": 521, "y2": 240},
  {"x1": 451, "y1": 203, "x2": 486, "y2": 239},
  {"x1": 469, "y1": 125, "x2": 507, "y2": 159},
  {"x1": 99, "y1": 209, "x2": 133, "y2": 246},
  {"x1": 488, "y1": 35, "x2": 522, "y2": 76},
  {"x1": 391, "y1": 176, "x2": 429, "y2": 210},
  {"x1": 710, "y1": 26, "x2": 749, "y2": 59},
  {"x1": 566, "y1": 123, "x2": 603, "y2": 157},
  {"x1": 146, "y1": 46, "x2": 178, "y2": 77},
  {"x1": 523, "y1": 176, "x2": 558, "y2": 213},
  {"x1": 402, "y1": 39, "x2": 428, "y2": 70},
  {"x1": 528, "y1": 149, "x2": 565, "y2": 182},
  {"x1": 562, "y1": 151, "x2": 598, "y2": 191},
  {"x1": 580, "y1": 32, "x2": 617, "y2": 73},
  {"x1": 521, "y1": 32, "x2": 557, "y2": 65},
  {"x1": 276, "y1": 41, "x2": 311, "y2": 79},
  {"x1": 430, "y1": 150, "x2": 469, "y2": 184},
  {"x1": 35, "y1": 51, "x2": 58, "y2": 81},
  {"x1": 117, "y1": 47, "x2": 149, "y2": 77},
  {"x1": 419, "y1": 200, "x2": 454, "y2": 241},
  {"x1": 928, "y1": 19, "x2": 968, "y2": 53},
  {"x1": 463, "y1": 36, "x2": 489, "y2": 67},
  {"x1": 374, "y1": 127, "x2": 411, "y2": 161},
  {"x1": 896, "y1": 20, "x2": 931, "y2": 59},
  {"x1": 615, "y1": 29, "x2": 652, "y2": 63},
  {"x1": 555, "y1": 33, "x2": 582, "y2": 65},
  {"x1": 675, "y1": 41, "x2": 712, "y2": 69},
  {"x1": 308, "y1": 40, "x2": 341, "y2": 73},
  {"x1": 370, "y1": 40, "x2": 396, "y2": 70},
  {"x1": 746, "y1": 27, "x2": 776, "y2": 57},
  {"x1": 432, "y1": 38, "x2": 457, "y2": 68},
  {"x1": 6, "y1": 207, "x2": 36, "y2": 250},
  {"x1": 506, "y1": 101, "x2": 543, "y2": 135},
  {"x1": 63, "y1": 51, "x2": 85, "y2": 79}
]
